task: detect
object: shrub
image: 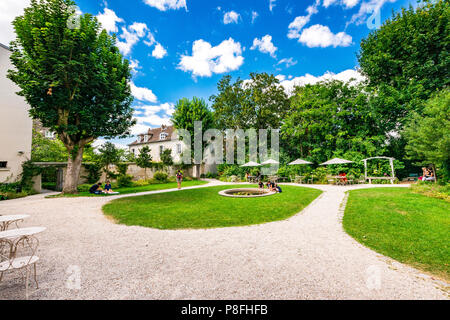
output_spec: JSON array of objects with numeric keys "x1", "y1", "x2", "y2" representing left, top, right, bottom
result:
[
  {"x1": 206, "y1": 172, "x2": 218, "y2": 179},
  {"x1": 82, "y1": 163, "x2": 102, "y2": 184},
  {"x1": 77, "y1": 184, "x2": 92, "y2": 192},
  {"x1": 117, "y1": 174, "x2": 134, "y2": 188},
  {"x1": 154, "y1": 171, "x2": 168, "y2": 182},
  {"x1": 133, "y1": 179, "x2": 150, "y2": 186}
]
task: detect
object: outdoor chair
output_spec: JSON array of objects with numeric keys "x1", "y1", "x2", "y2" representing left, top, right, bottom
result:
[{"x1": 0, "y1": 237, "x2": 40, "y2": 299}]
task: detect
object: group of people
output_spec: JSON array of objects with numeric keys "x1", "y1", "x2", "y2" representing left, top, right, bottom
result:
[
  {"x1": 258, "y1": 181, "x2": 282, "y2": 193},
  {"x1": 419, "y1": 167, "x2": 435, "y2": 181},
  {"x1": 89, "y1": 181, "x2": 116, "y2": 195}
]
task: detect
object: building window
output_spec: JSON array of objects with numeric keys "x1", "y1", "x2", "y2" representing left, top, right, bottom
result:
[
  {"x1": 160, "y1": 133, "x2": 168, "y2": 140},
  {"x1": 144, "y1": 135, "x2": 149, "y2": 143},
  {"x1": 177, "y1": 144, "x2": 182, "y2": 154},
  {"x1": 45, "y1": 131, "x2": 55, "y2": 138},
  {"x1": 0, "y1": 161, "x2": 7, "y2": 168},
  {"x1": 131, "y1": 149, "x2": 135, "y2": 155},
  {"x1": 159, "y1": 145, "x2": 164, "y2": 155}
]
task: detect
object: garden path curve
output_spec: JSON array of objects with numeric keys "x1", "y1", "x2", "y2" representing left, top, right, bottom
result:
[{"x1": 0, "y1": 181, "x2": 447, "y2": 299}]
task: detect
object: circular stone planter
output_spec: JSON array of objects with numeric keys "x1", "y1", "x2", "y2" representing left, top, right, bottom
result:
[{"x1": 218, "y1": 188, "x2": 276, "y2": 198}]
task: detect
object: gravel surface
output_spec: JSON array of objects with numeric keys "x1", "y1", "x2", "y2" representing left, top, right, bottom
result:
[{"x1": 0, "y1": 181, "x2": 448, "y2": 300}]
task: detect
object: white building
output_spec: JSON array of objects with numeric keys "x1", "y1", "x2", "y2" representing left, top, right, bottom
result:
[
  {"x1": 0, "y1": 43, "x2": 32, "y2": 183},
  {"x1": 128, "y1": 125, "x2": 184, "y2": 162}
]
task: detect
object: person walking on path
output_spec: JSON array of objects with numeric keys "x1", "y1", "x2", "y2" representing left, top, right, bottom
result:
[{"x1": 176, "y1": 170, "x2": 183, "y2": 189}]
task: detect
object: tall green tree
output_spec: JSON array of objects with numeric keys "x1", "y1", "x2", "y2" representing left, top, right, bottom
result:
[
  {"x1": 97, "y1": 142, "x2": 122, "y2": 180},
  {"x1": 404, "y1": 89, "x2": 450, "y2": 182},
  {"x1": 8, "y1": 0, "x2": 135, "y2": 193},
  {"x1": 281, "y1": 80, "x2": 385, "y2": 164},
  {"x1": 358, "y1": 0, "x2": 449, "y2": 119},
  {"x1": 161, "y1": 148, "x2": 174, "y2": 171},
  {"x1": 172, "y1": 97, "x2": 214, "y2": 177},
  {"x1": 135, "y1": 146, "x2": 153, "y2": 180},
  {"x1": 210, "y1": 73, "x2": 290, "y2": 130}
]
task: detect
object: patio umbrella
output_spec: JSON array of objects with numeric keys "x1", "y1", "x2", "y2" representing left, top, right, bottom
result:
[
  {"x1": 288, "y1": 159, "x2": 313, "y2": 165},
  {"x1": 261, "y1": 159, "x2": 279, "y2": 165},
  {"x1": 320, "y1": 158, "x2": 353, "y2": 165},
  {"x1": 240, "y1": 161, "x2": 261, "y2": 167}
]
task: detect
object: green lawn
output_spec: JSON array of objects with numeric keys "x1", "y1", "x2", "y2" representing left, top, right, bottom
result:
[
  {"x1": 102, "y1": 184, "x2": 322, "y2": 230},
  {"x1": 48, "y1": 180, "x2": 207, "y2": 197},
  {"x1": 343, "y1": 187, "x2": 450, "y2": 281}
]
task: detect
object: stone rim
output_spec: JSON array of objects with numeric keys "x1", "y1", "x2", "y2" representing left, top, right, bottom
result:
[{"x1": 218, "y1": 188, "x2": 276, "y2": 198}]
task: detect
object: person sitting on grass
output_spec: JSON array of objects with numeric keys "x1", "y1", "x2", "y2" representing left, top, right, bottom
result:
[
  {"x1": 258, "y1": 181, "x2": 264, "y2": 189},
  {"x1": 275, "y1": 184, "x2": 282, "y2": 193},
  {"x1": 103, "y1": 181, "x2": 114, "y2": 194},
  {"x1": 89, "y1": 182, "x2": 103, "y2": 195},
  {"x1": 266, "y1": 181, "x2": 272, "y2": 190}
]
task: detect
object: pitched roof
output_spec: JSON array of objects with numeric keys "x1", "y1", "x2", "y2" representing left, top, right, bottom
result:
[{"x1": 128, "y1": 125, "x2": 175, "y2": 146}]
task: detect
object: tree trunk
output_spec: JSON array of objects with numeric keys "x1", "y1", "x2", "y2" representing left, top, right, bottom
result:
[{"x1": 62, "y1": 146, "x2": 85, "y2": 194}]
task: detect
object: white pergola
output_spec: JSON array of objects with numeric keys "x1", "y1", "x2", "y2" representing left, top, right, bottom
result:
[{"x1": 362, "y1": 157, "x2": 396, "y2": 184}]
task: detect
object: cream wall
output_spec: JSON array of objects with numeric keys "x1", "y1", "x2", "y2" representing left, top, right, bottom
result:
[
  {"x1": 0, "y1": 44, "x2": 32, "y2": 183},
  {"x1": 130, "y1": 139, "x2": 185, "y2": 163}
]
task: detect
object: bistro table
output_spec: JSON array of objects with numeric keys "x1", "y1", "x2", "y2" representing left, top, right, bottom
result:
[
  {"x1": 330, "y1": 176, "x2": 348, "y2": 185},
  {"x1": 0, "y1": 215, "x2": 29, "y2": 231}
]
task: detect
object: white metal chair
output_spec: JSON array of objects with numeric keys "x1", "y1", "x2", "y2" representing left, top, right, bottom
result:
[{"x1": 0, "y1": 237, "x2": 40, "y2": 299}]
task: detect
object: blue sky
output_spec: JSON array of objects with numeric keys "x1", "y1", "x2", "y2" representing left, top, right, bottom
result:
[{"x1": 1, "y1": 0, "x2": 418, "y2": 148}]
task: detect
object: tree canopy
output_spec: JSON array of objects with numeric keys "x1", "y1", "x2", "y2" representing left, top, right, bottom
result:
[
  {"x1": 8, "y1": 0, "x2": 135, "y2": 193},
  {"x1": 210, "y1": 73, "x2": 290, "y2": 130}
]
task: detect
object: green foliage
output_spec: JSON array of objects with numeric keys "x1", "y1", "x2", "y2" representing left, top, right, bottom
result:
[
  {"x1": 411, "y1": 181, "x2": 450, "y2": 201},
  {"x1": 210, "y1": 73, "x2": 290, "y2": 129},
  {"x1": 135, "y1": 146, "x2": 153, "y2": 179},
  {"x1": 172, "y1": 97, "x2": 214, "y2": 162},
  {"x1": 358, "y1": 0, "x2": 449, "y2": 110},
  {"x1": 160, "y1": 149, "x2": 174, "y2": 169},
  {"x1": 8, "y1": 0, "x2": 135, "y2": 192},
  {"x1": 117, "y1": 174, "x2": 133, "y2": 188},
  {"x1": 404, "y1": 90, "x2": 450, "y2": 182},
  {"x1": 82, "y1": 163, "x2": 102, "y2": 184},
  {"x1": 97, "y1": 142, "x2": 122, "y2": 179},
  {"x1": 281, "y1": 80, "x2": 386, "y2": 164},
  {"x1": 153, "y1": 171, "x2": 168, "y2": 182},
  {"x1": 20, "y1": 161, "x2": 42, "y2": 191},
  {"x1": 31, "y1": 130, "x2": 68, "y2": 162}
]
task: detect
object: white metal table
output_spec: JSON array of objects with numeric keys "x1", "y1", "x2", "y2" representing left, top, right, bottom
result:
[{"x1": 0, "y1": 215, "x2": 29, "y2": 231}]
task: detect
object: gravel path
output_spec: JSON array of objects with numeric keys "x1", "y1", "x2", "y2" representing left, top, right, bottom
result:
[{"x1": 0, "y1": 182, "x2": 448, "y2": 300}]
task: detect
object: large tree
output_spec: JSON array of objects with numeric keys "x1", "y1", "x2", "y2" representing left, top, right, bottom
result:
[
  {"x1": 281, "y1": 80, "x2": 386, "y2": 164},
  {"x1": 358, "y1": 0, "x2": 449, "y2": 119},
  {"x1": 210, "y1": 73, "x2": 290, "y2": 130},
  {"x1": 171, "y1": 97, "x2": 214, "y2": 177},
  {"x1": 8, "y1": 0, "x2": 135, "y2": 193}
]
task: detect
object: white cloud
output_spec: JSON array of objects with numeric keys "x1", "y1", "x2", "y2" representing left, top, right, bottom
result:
[
  {"x1": 96, "y1": 8, "x2": 124, "y2": 33},
  {"x1": 298, "y1": 24, "x2": 352, "y2": 48},
  {"x1": 133, "y1": 103, "x2": 175, "y2": 127},
  {"x1": 250, "y1": 35, "x2": 278, "y2": 58},
  {"x1": 178, "y1": 38, "x2": 244, "y2": 78},
  {"x1": 92, "y1": 138, "x2": 128, "y2": 151},
  {"x1": 116, "y1": 22, "x2": 149, "y2": 56},
  {"x1": 251, "y1": 11, "x2": 259, "y2": 24},
  {"x1": 152, "y1": 43, "x2": 167, "y2": 59},
  {"x1": 129, "y1": 59, "x2": 142, "y2": 73},
  {"x1": 348, "y1": 0, "x2": 395, "y2": 26},
  {"x1": 269, "y1": 0, "x2": 277, "y2": 12},
  {"x1": 223, "y1": 11, "x2": 240, "y2": 24},
  {"x1": 130, "y1": 82, "x2": 158, "y2": 103},
  {"x1": 143, "y1": 0, "x2": 187, "y2": 11},
  {"x1": 323, "y1": 0, "x2": 360, "y2": 8},
  {"x1": 287, "y1": 0, "x2": 320, "y2": 39},
  {"x1": 277, "y1": 57, "x2": 298, "y2": 68},
  {"x1": 0, "y1": 0, "x2": 30, "y2": 45},
  {"x1": 278, "y1": 69, "x2": 365, "y2": 95}
]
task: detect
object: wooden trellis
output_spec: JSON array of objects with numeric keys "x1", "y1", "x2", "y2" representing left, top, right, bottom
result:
[{"x1": 362, "y1": 157, "x2": 396, "y2": 184}]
